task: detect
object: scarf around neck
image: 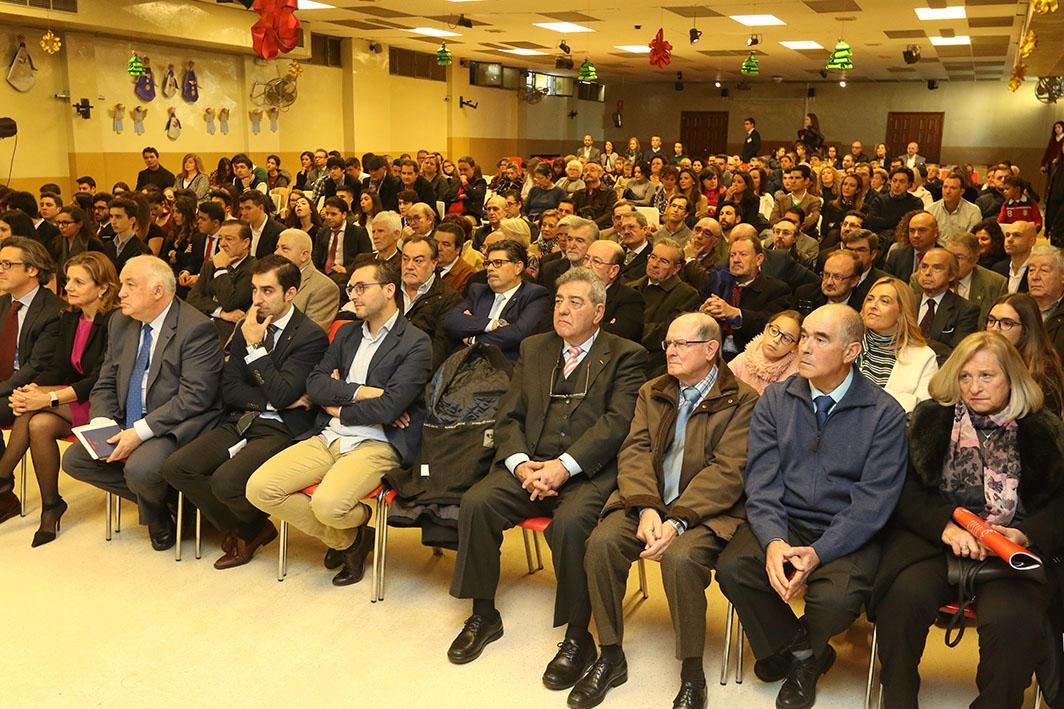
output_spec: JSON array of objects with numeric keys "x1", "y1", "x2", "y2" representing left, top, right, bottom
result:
[{"x1": 941, "y1": 402, "x2": 1022, "y2": 525}]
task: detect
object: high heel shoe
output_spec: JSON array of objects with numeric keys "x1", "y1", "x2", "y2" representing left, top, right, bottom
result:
[{"x1": 31, "y1": 498, "x2": 68, "y2": 548}]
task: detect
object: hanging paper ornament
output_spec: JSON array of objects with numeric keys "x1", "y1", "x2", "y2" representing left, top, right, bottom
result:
[
  {"x1": 40, "y1": 30, "x2": 61, "y2": 55},
  {"x1": 219, "y1": 107, "x2": 231, "y2": 135},
  {"x1": 161, "y1": 64, "x2": 179, "y2": 98},
  {"x1": 134, "y1": 57, "x2": 156, "y2": 101},
  {"x1": 165, "y1": 107, "x2": 182, "y2": 141},
  {"x1": 267, "y1": 106, "x2": 279, "y2": 132},
  {"x1": 127, "y1": 52, "x2": 145, "y2": 77},
  {"x1": 251, "y1": 0, "x2": 302, "y2": 61},
  {"x1": 6, "y1": 35, "x2": 37, "y2": 93},
  {"x1": 648, "y1": 28, "x2": 673, "y2": 70},
  {"x1": 1008, "y1": 64, "x2": 1026, "y2": 92},
  {"x1": 578, "y1": 58, "x2": 598, "y2": 81},
  {"x1": 287, "y1": 60, "x2": 303, "y2": 78},
  {"x1": 130, "y1": 105, "x2": 148, "y2": 135},
  {"x1": 111, "y1": 103, "x2": 125, "y2": 134},
  {"x1": 1020, "y1": 31, "x2": 1037, "y2": 59},
  {"x1": 436, "y1": 42, "x2": 453, "y2": 66},
  {"x1": 182, "y1": 61, "x2": 199, "y2": 103},
  {"x1": 204, "y1": 107, "x2": 216, "y2": 135},
  {"x1": 1032, "y1": 0, "x2": 1058, "y2": 13},
  {"x1": 826, "y1": 40, "x2": 853, "y2": 71},
  {"x1": 249, "y1": 108, "x2": 263, "y2": 135},
  {"x1": 740, "y1": 53, "x2": 760, "y2": 76}
]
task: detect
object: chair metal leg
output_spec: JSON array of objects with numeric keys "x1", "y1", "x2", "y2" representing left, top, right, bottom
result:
[
  {"x1": 1034, "y1": 683, "x2": 1042, "y2": 708},
  {"x1": 195, "y1": 509, "x2": 202, "y2": 559},
  {"x1": 18, "y1": 456, "x2": 27, "y2": 517},
  {"x1": 175, "y1": 492, "x2": 184, "y2": 561},
  {"x1": 115, "y1": 497, "x2": 122, "y2": 532},
  {"x1": 720, "y1": 602, "x2": 735, "y2": 685},
  {"x1": 865, "y1": 624, "x2": 878, "y2": 709},
  {"x1": 277, "y1": 520, "x2": 288, "y2": 581},
  {"x1": 522, "y1": 528, "x2": 536, "y2": 575},
  {"x1": 532, "y1": 530, "x2": 544, "y2": 571},
  {"x1": 105, "y1": 492, "x2": 113, "y2": 541},
  {"x1": 636, "y1": 558, "x2": 649, "y2": 599},
  {"x1": 376, "y1": 491, "x2": 390, "y2": 602},
  {"x1": 736, "y1": 624, "x2": 745, "y2": 683},
  {"x1": 371, "y1": 494, "x2": 382, "y2": 602}
]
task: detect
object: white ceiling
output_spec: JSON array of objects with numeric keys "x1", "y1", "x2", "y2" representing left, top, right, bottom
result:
[{"x1": 293, "y1": 0, "x2": 1029, "y2": 83}]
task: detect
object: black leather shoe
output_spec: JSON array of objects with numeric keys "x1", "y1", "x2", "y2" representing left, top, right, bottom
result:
[
  {"x1": 447, "y1": 613, "x2": 503, "y2": 664},
  {"x1": 755, "y1": 651, "x2": 794, "y2": 683},
  {"x1": 331, "y1": 526, "x2": 375, "y2": 586},
  {"x1": 672, "y1": 681, "x2": 707, "y2": 709},
  {"x1": 567, "y1": 655, "x2": 628, "y2": 708},
  {"x1": 543, "y1": 636, "x2": 598, "y2": 690},
  {"x1": 775, "y1": 645, "x2": 836, "y2": 709},
  {"x1": 324, "y1": 547, "x2": 343, "y2": 570},
  {"x1": 149, "y1": 519, "x2": 177, "y2": 552}
]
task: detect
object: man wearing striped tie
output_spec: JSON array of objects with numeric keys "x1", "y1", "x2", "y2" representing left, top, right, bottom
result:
[{"x1": 448, "y1": 268, "x2": 648, "y2": 695}]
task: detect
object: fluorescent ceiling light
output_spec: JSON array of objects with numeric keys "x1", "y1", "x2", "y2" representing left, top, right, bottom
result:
[
  {"x1": 407, "y1": 27, "x2": 462, "y2": 38},
  {"x1": 929, "y1": 35, "x2": 971, "y2": 46},
  {"x1": 533, "y1": 22, "x2": 595, "y2": 33},
  {"x1": 297, "y1": 0, "x2": 334, "y2": 8},
  {"x1": 779, "y1": 40, "x2": 823, "y2": 50},
  {"x1": 501, "y1": 48, "x2": 547, "y2": 56},
  {"x1": 614, "y1": 45, "x2": 651, "y2": 53},
  {"x1": 729, "y1": 14, "x2": 785, "y2": 27},
  {"x1": 915, "y1": 6, "x2": 966, "y2": 21}
]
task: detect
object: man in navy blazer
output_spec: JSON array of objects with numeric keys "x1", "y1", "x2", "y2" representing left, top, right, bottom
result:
[
  {"x1": 443, "y1": 239, "x2": 550, "y2": 360},
  {"x1": 247, "y1": 259, "x2": 432, "y2": 586},
  {"x1": 63, "y1": 256, "x2": 224, "y2": 551}
]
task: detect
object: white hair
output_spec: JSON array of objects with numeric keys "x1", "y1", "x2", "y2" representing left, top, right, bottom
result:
[
  {"x1": 126, "y1": 255, "x2": 176, "y2": 296},
  {"x1": 372, "y1": 210, "x2": 403, "y2": 234}
]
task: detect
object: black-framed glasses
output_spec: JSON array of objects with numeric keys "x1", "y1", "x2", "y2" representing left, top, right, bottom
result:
[
  {"x1": 661, "y1": 339, "x2": 711, "y2": 351},
  {"x1": 55, "y1": 220, "x2": 77, "y2": 227},
  {"x1": 345, "y1": 282, "x2": 383, "y2": 296},
  {"x1": 548, "y1": 362, "x2": 590, "y2": 400},
  {"x1": 986, "y1": 316, "x2": 1021, "y2": 331},
  {"x1": 766, "y1": 323, "x2": 798, "y2": 346},
  {"x1": 0, "y1": 260, "x2": 27, "y2": 271},
  {"x1": 484, "y1": 259, "x2": 516, "y2": 270}
]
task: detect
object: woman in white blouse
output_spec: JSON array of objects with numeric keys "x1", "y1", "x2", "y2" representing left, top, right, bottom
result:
[{"x1": 858, "y1": 276, "x2": 938, "y2": 413}]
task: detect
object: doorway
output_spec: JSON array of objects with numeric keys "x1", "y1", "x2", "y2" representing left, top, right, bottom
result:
[
  {"x1": 884, "y1": 112, "x2": 945, "y2": 164},
  {"x1": 680, "y1": 111, "x2": 729, "y2": 161}
]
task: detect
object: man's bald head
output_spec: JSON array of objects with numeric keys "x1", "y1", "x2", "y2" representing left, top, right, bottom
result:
[
  {"x1": 729, "y1": 223, "x2": 758, "y2": 243},
  {"x1": 276, "y1": 228, "x2": 314, "y2": 268}
]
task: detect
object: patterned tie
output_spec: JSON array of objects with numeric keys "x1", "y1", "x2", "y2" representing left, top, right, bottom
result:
[
  {"x1": 0, "y1": 300, "x2": 22, "y2": 381},
  {"x1": 125, "y1": 324, "x2": 153, "y2": 428},
  {"x1": 662, "y1": 387, "x2": 702, "y2": 504},
  {"x1": 562, "y1": 346, "x2": 582, "y2": 379},
  {"x1": 814, "y1": 394, "x2": 835, "y2": 430},
  {"x1": 919, "y1": 299, "x2": 936, "y2": 338},
  {"x1": 324, "y1": 231, "x2": 340, "y2": 274},
  {"x1": 264, "y1": 323, "x2": 279, "y2": 353},
  {"x1": 624, "y1": 249, "x2": 635, "y2": 267}
]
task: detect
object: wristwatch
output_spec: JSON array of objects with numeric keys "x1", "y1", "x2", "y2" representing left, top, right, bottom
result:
[
  {"x1": 49, "y1": 392, "x2": 60, "y2": 408},
  {"x1": 665, "y1": 518, "x2": 687, "y2": 535}
]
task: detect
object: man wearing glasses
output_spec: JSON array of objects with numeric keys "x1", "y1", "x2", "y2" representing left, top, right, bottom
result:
[
  {"x1": 839, "y1": 228, "x2": 888, "y2": 310},
  {"x1": 576, "y1": 313, "x2": 757, "y2": 709},
  {"x1": 1025, "y1": 246, "x2": 1064, "y2": 357},
  {"x1": 793, "y1": 250, "x2": 865, "y2": 315},
  {"x1": 443, "y1": 240, "x2": 550, "y2": 361},
  {"x1": 632, "y1": 238, "x2": 701, "y2": 377},
  {"x1": 447, "y1": 268, "x2": 647, "y2": 694},
  {"x1": 247, "y1": 260, "x2": 432, "y2": 586},
  {"x1": 938, "y1": 232, "x2": 1004, "y2": 326}
]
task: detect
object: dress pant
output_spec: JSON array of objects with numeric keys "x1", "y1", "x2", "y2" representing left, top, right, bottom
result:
[
  {"x1": 449, "y1": 467, "x2": 615, "y2": 629},
  {"x1": 716, "y1": 521, "x2": 879, "y2": 661},
  {"x1": 62, "y1": 436, "x2": 178, "y2": 525},
  {"x1": 585, "y1": 508, "x2": 725, "y2": 659},
  {"x1": 246, "y1": 435, "x2": 398, "y2": 550},
  {"x1": 160, "y1": 417, "x2": 291, "y2": 536},
  {"x1": 876, "y1": 555, "x2": 1050, "y2": 709}
]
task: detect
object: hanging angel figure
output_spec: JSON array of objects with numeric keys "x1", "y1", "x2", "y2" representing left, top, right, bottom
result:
[
  {"x1": 6, "y1": 35, "x2": 37, "y2": 93},
  {"x1": 165, "y1": 107, "x2": 182, "y2": 140},
  {"x1": 161, "y1": 64, "x2": 179, "y2": 98}
]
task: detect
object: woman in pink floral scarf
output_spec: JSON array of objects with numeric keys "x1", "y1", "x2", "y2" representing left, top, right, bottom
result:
[{"x1": 727, "y1": 310, "x2": 802, "y2": 394}]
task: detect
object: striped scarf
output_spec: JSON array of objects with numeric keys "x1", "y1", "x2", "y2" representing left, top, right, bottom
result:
[{"x1": 857, "y1": 329, "x2": 897, "y2": 388}]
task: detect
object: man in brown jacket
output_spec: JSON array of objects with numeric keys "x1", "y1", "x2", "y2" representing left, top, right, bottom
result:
[{"x1": 570, "y1": 312, "x2": 758, "y2": 709}]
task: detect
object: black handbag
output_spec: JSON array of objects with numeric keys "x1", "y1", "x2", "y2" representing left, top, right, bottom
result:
[{"x1": 943, "y1": 554, "x2": 1048, "y2": 647}]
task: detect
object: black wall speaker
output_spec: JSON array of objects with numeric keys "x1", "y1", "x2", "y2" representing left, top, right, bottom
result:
[
  {"x1": 0, "y1": 118, "x2": 16, "y2": 139},
  {"x1": 807, "y1": 87, "x2": 816, "y2": 98}
]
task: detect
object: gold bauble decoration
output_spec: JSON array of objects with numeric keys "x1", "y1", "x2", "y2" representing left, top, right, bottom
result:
[
  {"x1": 40, "y1": 30, "x2": 61, "y2": 55},
  {"x1": 1008, "y1": 64, "x2": 1026, "y2": 92},
  {"x1": 287, "y1": 60, "x2": 303, "y2": 78},
  {"x1": 1032, "y1": 0, "x2": 1058, "y2": 14},
  {"x1": 1020, "y1": 30, "x2": 1037, "y2": 59}
]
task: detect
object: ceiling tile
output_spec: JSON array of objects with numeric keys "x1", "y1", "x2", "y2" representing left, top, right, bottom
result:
[
  {"x1": 967, "y1": 16, "x2": 1014, "y2": 27},
  {"x1": 939, "y1": 28, "x2": 956, "y2": 38},
  {"x1": 971, "y1": 34, "x2": 1012, "y2": 44},
  {"x1": 884, "y1": 29, "x2": 927, "y2": 38},
  {"x1": 355, "y1": 6, "x2": 413, "y2": 18},
  {"x1": 971, "y1": 45, "x2": 1008, "y2": 56},
  {"x1": 425, "y1": 15, "x2": 491, "y2": 27},
  {"x1": 407, "y1": 37, "x2": 463, "y2": 45},
  {"x1": 663, "y1": 6, "x2": 723, "y2": 18},
  {"x1": 503, "y1": 41, "x2": 550, "y2": 49},
  {"x1": 540, "y1": 12, "x2": 600, "y2": 22},
  {"x1": 365, "y1": 19, "x2": 411, "y2": 30},
  {"x1": 332, "y1": 19, "x2": 387, "y2": 30},
  {"x1": 795, "y1": 49, "x2": 831, "y2": 58},
  {"x1": 934, "y1": 45, "x2": 973, "y2": 57},
  {"x1": 887, "y1": 67, "x2": 918, "y2": 72},
  {"x1": 803, "y1": 0, "x2": 863, "y2": 12}
]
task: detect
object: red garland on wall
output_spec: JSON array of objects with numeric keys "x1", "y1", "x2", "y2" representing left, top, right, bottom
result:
[
  {"x1": 649, "y1": 28, "x2": 672, "y2": 69},
  {"x1": 251, "y1": 0, "x2": 301, "y2": 60}
]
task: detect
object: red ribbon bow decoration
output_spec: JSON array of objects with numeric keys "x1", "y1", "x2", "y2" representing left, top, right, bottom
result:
[
  {"x1": 251, "y1": 0, "x2": 301, "y2": 61},
  {"x1": 649, "y1": 28, "x2": 672, "y2": 69}
]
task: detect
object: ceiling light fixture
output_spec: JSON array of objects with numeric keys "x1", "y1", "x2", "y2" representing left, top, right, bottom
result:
[
  {"x1": 780, "y1": 40, "x2": 823, "y2": 50},
  {"x1": 915, "y1": 6, "x2": 966, "y2": 21},
  {"x1": 730, "y1": 14, "x2": 785, "y2": 27},
  {"x1": 614, "y1": 45, "x2": 652, "y2": 53},
  {"x1": 455, "y1": 14, "x2": 474, "y2": 29},
  {"x1": 839, "y1": 79, "x2": 847, "y2": 87},
  {"x1": 534, "y1": 22, "x2": 594, "y2": 33},
  {"x1": 902, "y1": 44, "x2": 921, "y2": 64},
  {"x1": 929, "y1": 35, "x2": 971, "y2": 46},
  {"x1": 408, "y1": 27, "x2": 461, "y2": 38},
  {"x1": 296, "y1": 0, "x2": 334, "y2": 9},
  {"x1": 714, "y1": 80, "x2": 721, "y2": 88},
  {"x1": 501, "y1": 48, "x2": 546, "y2": 56},
  {"x1": 690, "y1": 27, "x2": 703, "y2": 44}
]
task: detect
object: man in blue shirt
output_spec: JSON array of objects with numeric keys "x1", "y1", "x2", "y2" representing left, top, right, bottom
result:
[{"x1": 716, "y1": 304, "x2": 908, "y2": 709}]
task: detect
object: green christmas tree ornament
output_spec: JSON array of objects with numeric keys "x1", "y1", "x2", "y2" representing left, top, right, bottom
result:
[
  {"x1": 826, "y1": 40, "x2": 853, "y2": 71},
  {"x1": 578, "y1": 58, "x2": 598, "y2": 81},
  {"x1": 740, "y1": 52, "x2": 760, "y2": 76},
  {"x1": 436, "y1": 42, "x2": 452, "y2": 66},
  {"x1": 128, "y1": 52, "x2": 145, "y2": 77}
]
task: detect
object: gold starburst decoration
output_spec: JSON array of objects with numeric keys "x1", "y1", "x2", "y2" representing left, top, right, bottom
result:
[
  {"x1": 40, "y1": 30, "x2": 61, "y2": 55},
  {"x1": 1032, "y1": 0, "x2": 1058, "y2": 14},
  {"x1": 287, "y1": 61, "x2": 303, "y2": 78},
  {"x1": 1020, "y1": 30, "x2": 1037, "y2": 59},
  {"x1": 1008, "y1": 64, "x2": 1026, "y2": 92}
]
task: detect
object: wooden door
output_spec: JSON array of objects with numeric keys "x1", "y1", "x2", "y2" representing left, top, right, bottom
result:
[
  {"x1": 884, "y1": 112, "x2": 945, "y2": 164},
  {"x1": 680, "y1": 111, "x2": 729, "y2": 162}
]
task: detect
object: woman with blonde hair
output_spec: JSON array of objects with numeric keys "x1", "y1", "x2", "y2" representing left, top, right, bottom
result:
[
  {"x1": 728, "y1": 310, "x2": 802, "y2": 394},
  {"x1": 818, "y1": 165, "x2": 839, "y2": 203},
  {"x1": 178, "y1": 152, "x2": 209, "y2": 201},
  {"x1": 870, "y1": 331, "x2": 1063, "y2": 709},
  {"x1": 858, "y1": 276, "x2": 938, "y2": 412},
  {"x1": 498, "y1": 217, "x2": 537, "y2": 278}
]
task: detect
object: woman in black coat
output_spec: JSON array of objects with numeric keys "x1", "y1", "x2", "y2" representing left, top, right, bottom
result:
[
  {"x1": 0, "y1": 252, "x2": 118, "y2": 547},
  {"x1": 870, "y1": 332, "x2": 1064, "y2": 709}
]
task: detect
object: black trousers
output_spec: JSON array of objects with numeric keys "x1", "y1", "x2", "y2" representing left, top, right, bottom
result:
[
  {"x1": 450, "y1": 467, "x2": 615, "y2": 629},
  {"x1": 160, "y1": 418, "x2": 291, "y2": 537},
  {"x1": 0, "y1": 397, "x2": 14, "y2": 459},
  {"x1": 876, "y1": 554, "x2": 1050, "y2": 709},
  {"x1": 716, "y1": 521, "x2": 879, "y2": 661}
]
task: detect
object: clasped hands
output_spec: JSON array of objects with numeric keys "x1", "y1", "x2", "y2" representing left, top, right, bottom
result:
[
  {"x1": 514, "y1": 459, "x2": 570, "y2": 502},
  {"x1": 637, "y1": 508, "x2": 678, "y2": 561},
  {"x1": 700, "y1": 294, "x2": 740, "y2": 321},
  {"x1": 9, "y1": 383, "x2": 55, "y2": 415},
  {"x1": 766, "y1": 539, "x2": 820, "y2": 603},
  {"x1": 940, "y1": 521, "x2": 1028, "y2": 561}
]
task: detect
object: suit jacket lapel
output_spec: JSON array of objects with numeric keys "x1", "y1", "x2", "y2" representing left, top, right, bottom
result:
[
  {"x1": 571, "y1": 331, "x2": 612, "y2": 416},
  {"x1": 367, "y1": 317, "x2": 402, "y2": 373},
  {"x1": 146, "y1": 303, "x2": 179, "y2": 392},
  {"x1": 932, "y1": 295, "x2": 953, "y2": 335},
  {"x1": 534, "y1": 333, "x2": 560, "y2": 416}
]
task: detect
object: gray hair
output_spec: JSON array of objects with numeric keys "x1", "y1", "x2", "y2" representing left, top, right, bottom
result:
[
  {"x1": 944, "y1": 231, "x2": 979, "y2": 256},
  {"x1": 499, "y1": 217, "x2": 531, "y2": 247},
  {"x1": 620, "y1": 210, "x2": 648, "y2": 228},
  {"x1": 1029, "y1": 243, "x2": 1064, "y2": 272},
  {"x1": 567, "y1": 215, "x2": 599, "y2": 241},
  {"x1": 278, "y1": 228, "x2": 313, "y2": 252},
  {"x1": 409, "y1": 202, "x2": 437, "y2": 223},
  {"x1": 556, "y1": 267, "x2": 607, "y2": 307},
  {"x1": 126, "y1": 255, "x2": 176, "y2": 296},
  {"x1": 372, "y1": 210, "x2": 402, "y2": 234}
]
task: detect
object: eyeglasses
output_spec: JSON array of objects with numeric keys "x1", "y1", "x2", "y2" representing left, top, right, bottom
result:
[
  {"x1": 0, "y1": 261, "x2": 27, "y2": 271},
  {"x1": 661, "y1": 339, "x2": 711, "y2": 351},
  {"x1": 765, "y1": 324, "x2": 798, "y2": 346},
  {"x1": 345, "y1": 282, "x2": 383, "y2": 296},
  {"x1": 548, "y1": 362, "x2": 590, "y2": 400},
  {"x1": 55, "y1": 220, "x2": 77, "y2": 227},
  {"x1": 584, "y1": 256, "x2": 614, "y2": 268},
  {"x1": 986, "y1": 316, "x2": 1021, "y2": 331},
  {"x1": 484, "y1": 259, "x2": 516, "y2": 270}
]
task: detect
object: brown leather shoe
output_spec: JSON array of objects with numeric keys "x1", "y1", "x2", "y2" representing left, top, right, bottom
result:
[
  {"x1": 221, "y1": 530, "x2": 238, "y2": 555},
  {"x1": 214, "y1": 522, "x2": 278, "y2": 570},
  {"x1": 0, "y1": 490, "x2": 20, "y2": 525}
]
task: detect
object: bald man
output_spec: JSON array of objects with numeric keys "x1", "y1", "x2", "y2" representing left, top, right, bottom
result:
[
  {"x1": 275, "y1": 229, "x2": 340, "y2": 331},
  {"x1": 992, "y1": 220, "x2": 1039, "y2": 294}
]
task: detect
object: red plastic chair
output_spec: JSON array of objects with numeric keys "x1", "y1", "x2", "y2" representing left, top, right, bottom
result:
[{"x1": 328, "y1": 319, "x2": 350, "y2": 342}]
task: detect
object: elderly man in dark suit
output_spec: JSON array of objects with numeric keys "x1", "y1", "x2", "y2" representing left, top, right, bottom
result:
[
  {"x1": 447, "y1": 268, "x2": 647, "y2": 692},
  {"x1": 443, "y1": 240, "x2": 550, "y2": 361},
  {"x1": 186, "y1": 218, "x2": 256, "y2": 342},
  {"x1": 913, "y1": 248, "x2": 979, "y2": 364},
  {"x1": 63, "y1": 256, "x2": 224, "y2": 551},
  {"x1": 584, "y1": 239, "x2": 644, "y2": 343},
  {"x1": 633, "y1": 237, "x2": 701, "y2": 377},
  {"x1": 247, "y1": 260, "x2": 432, "y2": 586},
  {"x1": 0, "y1": 237, "x2": 61, "y2": 519},
  {"x1": 161, "y1": 256, "x2": 329, "y2": 569}
]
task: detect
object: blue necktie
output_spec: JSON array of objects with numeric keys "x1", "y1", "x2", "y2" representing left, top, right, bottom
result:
[
  {"x1": 662, "y1": 387, "x2": 701, "y2": 504},
  {"x1": 814, "y1": 395, "x2": 835, "y2": 430},
  {"x1": 125, "y1": 324, "x2": 152, "y2": 428}
]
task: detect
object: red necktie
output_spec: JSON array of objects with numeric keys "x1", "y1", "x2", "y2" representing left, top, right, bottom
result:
[
  {"x1": 203, "y1": 235, "x2": 215, "y2": 264},
  {"x1": 0, "y1": 301, "x2": 23, "y2": 381},
  {"x1": 920, "y1": 299, "x2": 936, "y2": 338},
  {"x1": 325, "y1": 231, "x2": 340, "y2": 274}
]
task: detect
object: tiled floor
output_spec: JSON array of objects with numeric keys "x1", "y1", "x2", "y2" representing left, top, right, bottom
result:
[{"x1": 1, "y1": 462, "x2": 1045, "y2": 708}]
